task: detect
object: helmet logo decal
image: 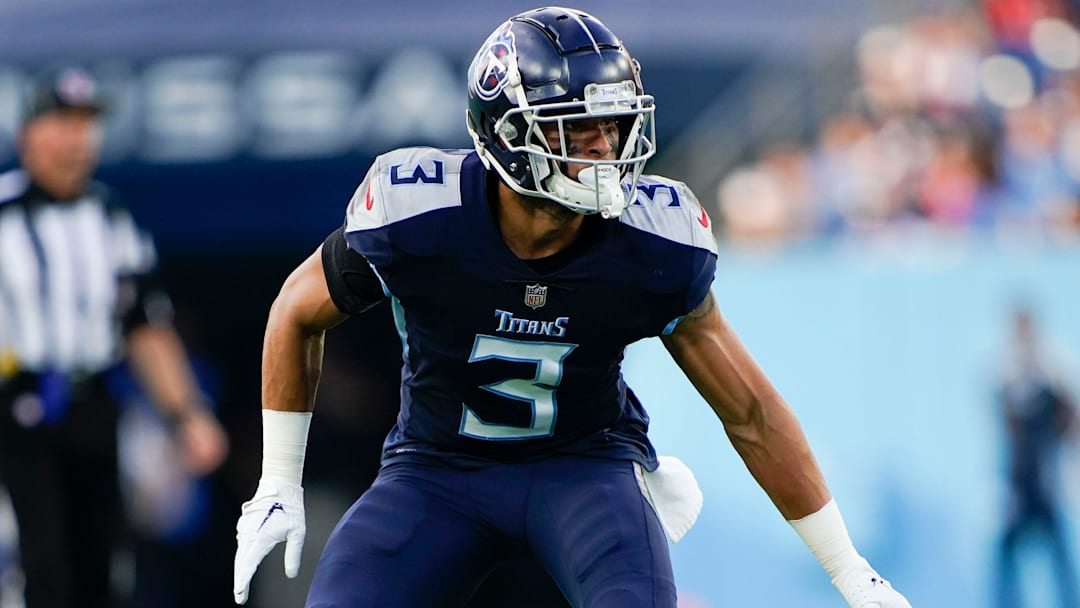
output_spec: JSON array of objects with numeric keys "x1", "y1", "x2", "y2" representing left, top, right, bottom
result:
[{"x1": 472, "y1": 23, "x2": 516, "y2": 101}]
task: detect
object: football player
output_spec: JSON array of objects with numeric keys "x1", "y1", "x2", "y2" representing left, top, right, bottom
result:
[{"x1": 234, "y1": 7, "x2": 911, "y2": 607}]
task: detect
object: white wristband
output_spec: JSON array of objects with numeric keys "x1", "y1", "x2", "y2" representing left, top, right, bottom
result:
[
  {"x1": 788, "y1": 498, "x2": 862, "y2": 579},
  {"x1": 261, "y1": 409, "x2": 312, "y2": 485}
]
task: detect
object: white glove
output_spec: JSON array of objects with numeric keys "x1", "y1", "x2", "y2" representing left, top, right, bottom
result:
[
  {"x1": 233, "y1": 478, "x2": 306, "y2": 605},
  {"x1": 832, "y1": 558, "x2": 912, "y2": 608}
]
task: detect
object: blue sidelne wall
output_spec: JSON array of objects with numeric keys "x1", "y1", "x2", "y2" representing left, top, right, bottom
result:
[{"x1": 624, "y1": 241, "x2": 1080, "y2": 607}]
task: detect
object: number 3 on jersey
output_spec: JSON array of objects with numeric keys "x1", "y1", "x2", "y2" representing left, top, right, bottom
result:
[{"x1": 460, "y1": 335, "x2": 577, "y2": 440}]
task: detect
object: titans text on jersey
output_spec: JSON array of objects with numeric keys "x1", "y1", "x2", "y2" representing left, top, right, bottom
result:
[{"x1": 493, "y1": 310, "x2": 569, "y2": 338}]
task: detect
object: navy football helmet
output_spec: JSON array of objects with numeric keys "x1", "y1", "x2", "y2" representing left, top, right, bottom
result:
[{"x1": 466, "y1": 7, "x2": 655, "y2": 218}]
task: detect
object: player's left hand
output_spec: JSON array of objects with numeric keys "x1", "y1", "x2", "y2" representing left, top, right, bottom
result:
[
  {"x1": 832, "y1": 558, "x2": 912, "y2": 607},
  {"x1": 233, "y1": 478, "x2": 306, "y2": 605}
]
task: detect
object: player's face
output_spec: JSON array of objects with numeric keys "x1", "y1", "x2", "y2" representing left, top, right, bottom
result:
[
  {"x1": 19, "y1": 108, "x2": 101, "y2": 200},
  {"x1": 539, "y1": 117, "x2": 619, "y2": 181}
]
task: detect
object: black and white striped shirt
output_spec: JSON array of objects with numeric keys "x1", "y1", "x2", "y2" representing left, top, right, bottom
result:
[{"x1": 0, "y1": 168, "x2": 170, "y2": 375}]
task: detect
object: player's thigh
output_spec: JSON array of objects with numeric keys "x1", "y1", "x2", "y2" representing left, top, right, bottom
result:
[
  {"x1": 307, "y1": 463, "x2": 501, "y2": 608},
  {"x1": 527, "y1": 458, "x2": 675, "y2": 608}
]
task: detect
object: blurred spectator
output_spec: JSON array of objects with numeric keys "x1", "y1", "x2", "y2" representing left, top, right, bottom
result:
[
  {"x1": 718, "y1": 142, "x2": 823, "y2": 245},
  {"x1": 917, "y1": 128, "x2": 996, "y2": 226},
  {"x1": 717, "y1": 164, "x2": 792, "y2": 245},
  {"x1": 0, "y1": 66, "x2": 228, "y2": 607},
  {"x1": 804, "y1": 110, "x2": 934, "y2": 235},
  {"x1": 995, "y1": 103, "x2": 1080, "y2": 240},
  {"x1": 993, "y1": 304, "x2": 1079, "y2": 608},
  {"x1": 716, "y1": 9, "x2": 1080, "y2": 247}
]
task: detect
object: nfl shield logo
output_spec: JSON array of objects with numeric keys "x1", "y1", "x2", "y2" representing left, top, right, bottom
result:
[{"x1": 524, "y1": 284, "x2": 547, "y2": 309}]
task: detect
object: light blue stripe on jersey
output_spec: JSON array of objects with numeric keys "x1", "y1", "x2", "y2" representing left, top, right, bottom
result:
[
  {"x1": 661, "y1": 316, "x2": 683, "y2": 336},
  {"x1": 390, "y1": 296, "x2": 409, "y2": 361},
  {"x1": 368, "y1": 261, "x2": 391, "y2": 297}
]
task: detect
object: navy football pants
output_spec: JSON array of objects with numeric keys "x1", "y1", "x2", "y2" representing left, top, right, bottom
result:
[{"x1": 306, "y1": 456, "x2": 676, "y2": 607}]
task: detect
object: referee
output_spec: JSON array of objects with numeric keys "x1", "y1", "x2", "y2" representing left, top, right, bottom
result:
[{"x1": 0, "y1": 66, "x2": 228, "y2": 607}]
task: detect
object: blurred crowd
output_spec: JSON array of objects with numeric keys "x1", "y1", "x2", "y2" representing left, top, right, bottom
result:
[{"x1": 717, "y1": 0, "x2": 1080, "y2": 247}]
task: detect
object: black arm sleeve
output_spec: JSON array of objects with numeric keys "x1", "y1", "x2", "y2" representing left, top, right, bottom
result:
[
  {"x1": 321, "y1": 226, "x2": 387, "y2": 316},
  {"x1": 104, "y1": 194, "x2": 175, "y2": 336},
  {"x1": 118, "y1": 272, "x2": 174, "y2": 336}
]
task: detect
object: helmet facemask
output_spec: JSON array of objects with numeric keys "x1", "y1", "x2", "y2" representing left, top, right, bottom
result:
[{"x1": 485, "y1": 81, "x2": 655, "y2": 219}]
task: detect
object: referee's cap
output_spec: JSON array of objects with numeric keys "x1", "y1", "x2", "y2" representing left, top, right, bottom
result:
[{"x1": 23, "y1": 66, "x2": 109, "y2": 123}]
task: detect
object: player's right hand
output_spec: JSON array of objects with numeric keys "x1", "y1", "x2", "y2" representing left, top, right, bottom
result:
[
  {"x1": 832, "y1": 558, "x2": 912, "y2": 607},
  {"x1": 233, "y1": 478, "x2": 306, "y2": 605}
]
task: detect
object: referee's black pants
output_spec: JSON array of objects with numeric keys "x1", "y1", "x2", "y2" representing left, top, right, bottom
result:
[{"x1": 0, "y1": 373, "x2": 121, "y2": 608}]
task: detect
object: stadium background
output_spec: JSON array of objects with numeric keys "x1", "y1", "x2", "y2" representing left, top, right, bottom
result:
[{"x1": 2, "y1": 0, "x2": 1080, "y2": 606}]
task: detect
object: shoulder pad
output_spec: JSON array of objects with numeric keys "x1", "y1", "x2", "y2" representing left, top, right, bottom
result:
[
  {"x1": 345, "y1": 147, "x2": 469, "y2": 233},
  {"x1": 620, "y1": 174, "x2": 718, "y2": 255}
]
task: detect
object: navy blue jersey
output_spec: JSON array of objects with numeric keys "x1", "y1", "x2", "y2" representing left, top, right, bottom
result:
[{"x1": 339, "y1": 148, "x2": 717, "y2": 468}]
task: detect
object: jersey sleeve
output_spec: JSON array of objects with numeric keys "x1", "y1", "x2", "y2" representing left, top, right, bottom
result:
[
  {"x1": 622, "y1": 176, "x2": 717, "y2": 326},
  {"x1": 342, "y1": 148, "x2": 469, "y2": 270},
  {"x1": 677, "y1": 183, "x2": 718, "y2": 314},
  {"x1": 321, "y1": 226, "x2": 387, "y2": 316},
  {"x1": 106, "y1": 200, "x2": 174, "y2": 335}
]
